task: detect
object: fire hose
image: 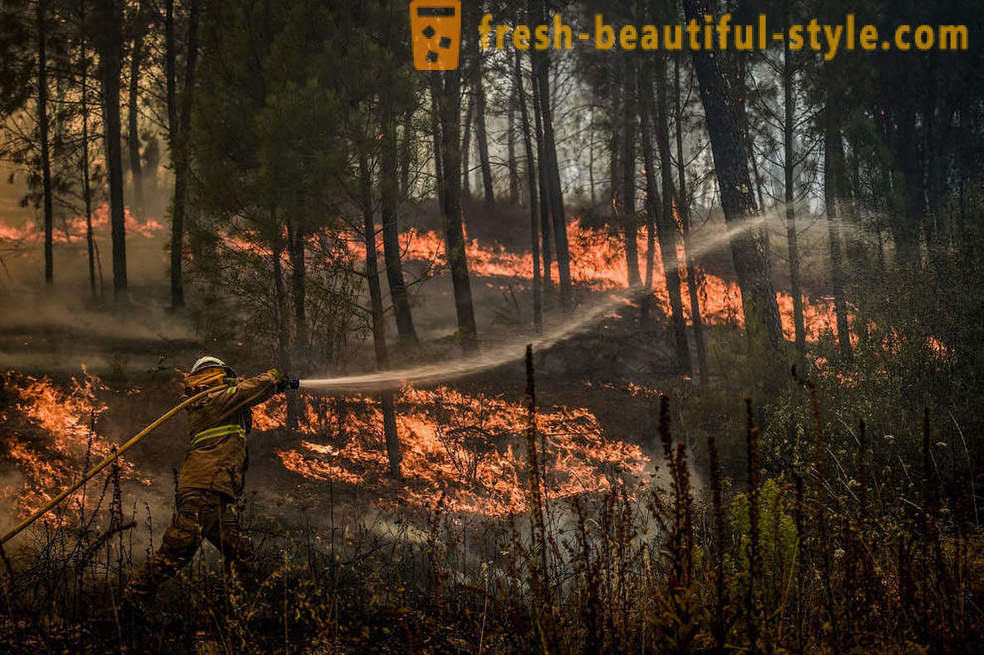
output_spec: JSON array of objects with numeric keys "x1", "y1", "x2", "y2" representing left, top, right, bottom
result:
[{"x1": 0, "y1": 384, "x2": 228, "y2": 546}]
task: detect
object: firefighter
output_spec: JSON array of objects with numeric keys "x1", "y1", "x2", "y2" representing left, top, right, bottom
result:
[{"x1": 124, "y1": 356, "x2": 298, "y2": 605}]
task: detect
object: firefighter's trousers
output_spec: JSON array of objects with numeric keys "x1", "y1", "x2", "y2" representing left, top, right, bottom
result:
[{"x1": 126, "y1": 489, "x2": 253, "y2": 600}]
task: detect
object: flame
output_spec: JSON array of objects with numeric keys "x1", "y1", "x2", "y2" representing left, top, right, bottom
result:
[
  {"x1": 0, "y1": 203, "x2": 163, "y2": 246},
  {"x1": 0, "y1": 370, "x2": 137, "y2": 518},
  {"x1": 266, "y1": 386, "x2": 648, "y2": 517}
]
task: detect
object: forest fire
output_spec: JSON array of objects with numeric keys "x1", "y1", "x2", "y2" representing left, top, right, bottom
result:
[
  {"x1": 262, "y1": 386, "x2": 648, "y2": 516},
  {"x1": 0, "y1": 203, "x2": 163, "y2": 246},
  {"x1": 0, "y1": 370, "x2": 138, "y2": 518},
  {"x1": 399, "y1": 219, "x2": 844, "y2": 342},
  {"x1": 0, "y1": 371, "x2": 647, "y2": 521}
]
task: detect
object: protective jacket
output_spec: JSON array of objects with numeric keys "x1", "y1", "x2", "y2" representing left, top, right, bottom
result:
[{"x1": 176, "y1": 369, "x2": 283, "y2": 498}]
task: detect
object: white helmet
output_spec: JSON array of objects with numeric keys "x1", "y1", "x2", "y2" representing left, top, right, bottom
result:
[{"x1": 190, "y1": 356, "x2": 235, "y2": 377}]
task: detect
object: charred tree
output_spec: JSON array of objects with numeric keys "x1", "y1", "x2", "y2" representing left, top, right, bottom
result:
[
  {"x1": 514, "y1": 50, "x2": 542, "y2": 332},
  {"x1": 95, "y1": 0, "x2": 128, "y2": 299},
  {"x1": 683, "y1": 0, "x2": 782, "y2": 349},
  {"x1": 432, "y1": 72, "x2": 478, "y2": 351},
  {"x1": 359, "y1": 151, "x2": 402, "y2": 478}
]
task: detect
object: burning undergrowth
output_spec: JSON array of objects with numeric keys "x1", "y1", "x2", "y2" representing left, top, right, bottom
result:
[
  {"x1": 0, "y1": 370, "x2": 143, "y2": 521},
  {"x1": 262, "y1": 386, "x2": 649, "y2": 517},
  {"x1": 0, "y1": 370, "x2": 649, "y2": 527}
]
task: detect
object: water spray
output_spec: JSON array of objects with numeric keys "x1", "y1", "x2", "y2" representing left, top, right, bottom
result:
[{"x1": 300, "y1": 211, "x2": 775, "y2": 394}]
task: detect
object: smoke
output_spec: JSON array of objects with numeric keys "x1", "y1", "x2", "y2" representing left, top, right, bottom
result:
[{"x1": 301, "y1": 211, "x2": 775, "y2": 393}]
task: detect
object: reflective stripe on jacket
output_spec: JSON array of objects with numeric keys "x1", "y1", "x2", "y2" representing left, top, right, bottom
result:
[
  {"x1": 176, "y1": 370, "x2": 283, "y2": 498},
  {"x1": 190, "y1": 423, "x2": 246, "y2": 447}
]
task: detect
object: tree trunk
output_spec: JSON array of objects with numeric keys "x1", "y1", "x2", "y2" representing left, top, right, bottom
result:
[
  {"x1": 783, "y1": 16, "x2": 806, "y2": 369},
  {"x1": 127, "y1": 8, "x2": 145, "y2": 212},
  {"x1": 683, "y1": 0, "x2": 782, "y2": 349},
  {"x1": 653, "y1": 58, "x2": 692, "y2": 374},
  {"x1": 824, "y1": 123, "x2": 854, "y2": 363},
  {"x1": 530, "y1": 56, "x2": 553, "y2": 298},
  {"x1": 38, "y1": 0, "x2": 53, "y2": 287},
  {"x1": 271, "y1": 229, "x2": 297, "y2": 430},
  {"x1": 359, "y1": 151, "x2": 402, "y2": 479},
  {"x1": 381, "y1": 109, "x2": 418, "y2": 346},
  {"x1": 461, "y1": 89, "x2": 473, "y2": 200},
  {"x1": 399, "y1": 109, "x2": 413, "y2": 198},
  {"x1": 674, "y1": 54, "x2": 708, "y2": 384},
  {"x1": 167, "y1": 0, "x2": 198, "y2": 310},
  {"x1": 641, "y1": 99, "x2": 658, "y2": 325},
  {"x1": 432, "y1": 73, "x2": 478, "y2": 351},
  {"x1": 621, "y1": 59, "x2": 641, "y2": 290},
  {"x1": 286, "y1": 214, "x2": 307, "y2": 353},
  {"x1": 96, "y1": 0, "x2": 128, "y2": 300},
  {"x1": 533, "y1": 35, "x2": 571, "y2": 311},
  {"x1": 472, "y1": 51, "x2": 494, "y2": 207},
  {"x1": 507, "y1": 79, "x2": 520, "y2": 206},
  {"x1": 430, "y1": 89, "x2": 443, "y2": 206},
  {"x1": 80, "y1": 1, "x2": 96, "y2": 298},
  {"x1": 515, "y1": 50, "x2": 542, "y2": 333}
]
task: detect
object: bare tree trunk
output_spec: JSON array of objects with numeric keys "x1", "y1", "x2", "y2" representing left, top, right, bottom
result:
[
  {"x1": 430, "y1": 90, "x2": 443, "y2": 205},
  {"x1": 824, "y1": 123, "x2": 853, "y2": 363},
  {"x1": 286, "y1": 213, "x2": 307, "y2": 353},
  {"x1": 127, "y1": 6, "x2": 146, "y2": 212},
  {"x1": 96, "y1": 0, "x2": 128, "y2": 300},
  {"x1": 80, "y1": 1, "x2": 96, "y2": 298},
  {"x1": 533, "y1": 33, "x2": 571, "y2": 311},
  {"x1": 588, "y1": 112, "x2": 596, "y2": 206},
  {"x1": 507, "y1": 79, "x2": 520, "y2": 206},
  {"x1": 675, "y1": 54, "x2": 708, "y2": 384},
  {"x1": 399, "y1": 109, "x2": 413, "y2": 199},
  {"x1": 684, "y1": 0, "x2": 782, "y2": 349},
  {"x1": 473, "y1": 53, "x2": 495, "y2": 207},
  {"x1": 271, "y1": 229, "x2": 297, "y2": 430},
  {"x1": 461, "y1": 89, "x2": 473, "y2": 200},
  {"x1": 515, "y1": 51, "x2": 542, "y2": 333},
  {"x1": 640, "y1": 61, "x2": 691, "y2": 373},
  {"x1": 432, "y1": 73, "x2": 478, "y2": 351},
  {"x1": 381, "y1": 109, "x2": 418, "y2": 346},
  {"x1": 783, "y1": 13, "x2": 806, "y2": 368},
  {"x1": 359, "y1": 151, "x2": 402, "y2": 478},
  {"x1": 621, "y1": 59, "x2": 641, "y2": 289},
  {"x1": 167, "y1": 0, "x2": 198, "y2": 310},
  {"x1": 655, "y1": 58, "x2": 693, "y2": 374},
  {"x1": 641, "y1": 99, "x2": 658, "y2": 320},
  {"x1": 530, "y1": 56, "x2": 553, "y2": 299},
  {"x1": 38, "y1": 0, "x2": 53, "y2": 287}
]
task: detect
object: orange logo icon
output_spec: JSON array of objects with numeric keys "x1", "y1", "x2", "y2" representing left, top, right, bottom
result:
[{"x1": 410, "y1": 0, "x2": 461, "y2": 70}]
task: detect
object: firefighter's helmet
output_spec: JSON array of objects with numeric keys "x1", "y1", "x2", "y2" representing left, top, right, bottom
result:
[{"x1": 185, "y1": 356, "x2": 237, "y2": 393}]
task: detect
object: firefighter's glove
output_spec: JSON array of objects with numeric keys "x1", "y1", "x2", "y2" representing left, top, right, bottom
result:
[{"x1": 287, "y1": 377, "x2": 300, "y2": 390}]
